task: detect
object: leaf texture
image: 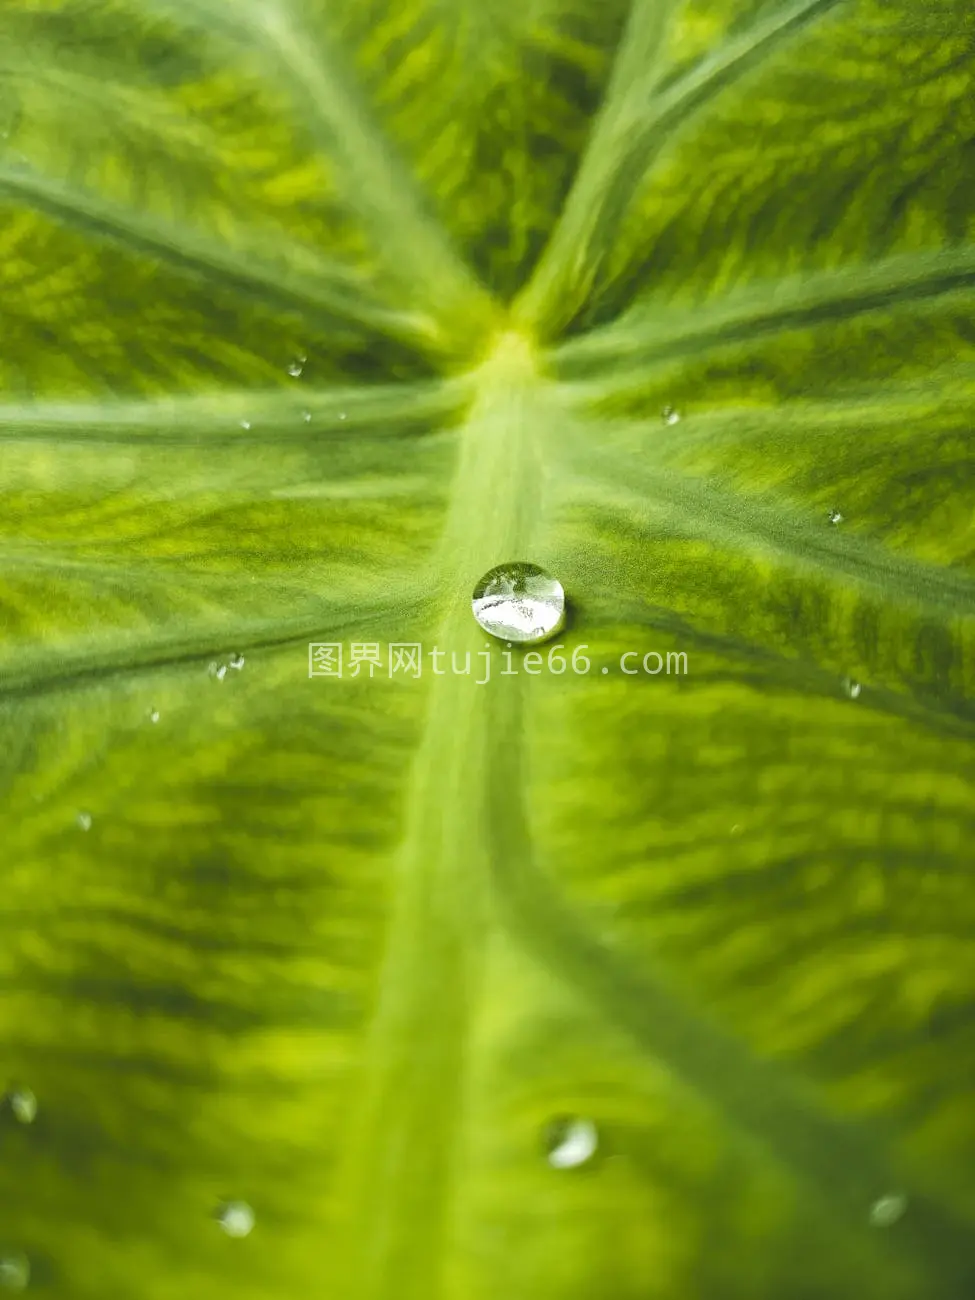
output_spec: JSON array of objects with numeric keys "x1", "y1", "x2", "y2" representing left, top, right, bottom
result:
[{"x1": 0, "y1": 2, "x2": 973, "y2": 1299}]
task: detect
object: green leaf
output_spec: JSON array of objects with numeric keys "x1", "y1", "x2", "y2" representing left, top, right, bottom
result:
[{"x1": 1, "y1": 1, "x2": 973, "y2": 1298}]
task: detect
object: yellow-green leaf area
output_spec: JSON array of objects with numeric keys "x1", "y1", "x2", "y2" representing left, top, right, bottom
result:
[{"x1": 0, "y1": 2, "x2": 973, "y2": 1299}]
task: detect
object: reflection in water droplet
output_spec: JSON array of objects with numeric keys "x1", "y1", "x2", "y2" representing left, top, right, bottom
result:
[
  {"x1": 6, "y1": 1087, "x2": 36, "y2": 1125},
  {"x1": 843, "y1": 677, "x2": 861, "y2": 699},
  {"x1": 217, "y1": 1201, "x2": 255, "y2": 1238},
  {"x1": 869, "y1": 1192, "x2": 907, "y2": 1227},
  {"x1": 229, "y1": 653, "x2": 245, "y2": 671},
  {"x1": 544, "y1": 1117, "x2": 598, "y2": 1170},
  {"x1": 828, "y1": 508, "x2": 843, "y2": 524},
  {"x1": 76, "y1": 811, "x2": 92, "y2": 831},
  {"x1": 472, "y1": 562, "x2": 565, "y2": 645},
  {"x1": 0, "y1": 1254, "x2": 29, "y2": 1291},
  {"x1": 661, "y1": 405, "x2": 681, "y2": 426}
]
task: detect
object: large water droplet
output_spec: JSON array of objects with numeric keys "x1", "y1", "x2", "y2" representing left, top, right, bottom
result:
[
  {"x1": 544, "y1": 1116, "x2": 598, "y2": 1169},
  {"x1": 869, "y1": 1192, "x2": 907, "y2": 1227},
  {"x1": 76, "y1": 811, "x2": 92, "y2": 832},
  {"x1": 216, "y1": 1201, "x2": 255, "y2": 1238},
  {"x1": 0, "y1": 1255, "x2": 29, "y2": 1291},
  {"x1": 6, "y1": 1087, "x2": 36, "y2": 1125},
  {"x1": 472, "y1": 562, "x2": 565, "y2": 645}
]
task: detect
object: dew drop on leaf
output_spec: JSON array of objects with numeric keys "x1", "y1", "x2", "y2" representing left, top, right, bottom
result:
[
  {"x1": 472, "y1": 562, "x2": 565, "y2": 645},
  {"x1": 287, "y1": 356, "x2": 305, "y2": 378},
  {"x1": 208, "y1": 663, "x2": 228, "y2": 682},
  {"x1": 229, "y1": 653, "x2": 245, "y2": 671},
  {"x1": 76, "y1": 811, "x2": 92, "y2": 831},
  {"x1": 869, "y1": 1192, "x2": 907, "y2": 1226},
  {"x1": 239, "y1": 419, "x2": 251, "y2": 430},
  {"x1": 5, "y1": 1086, "x2": 36, "y2": 1125},
  {"x1": 148, "y1": 707, "x2": 160, "y2": 724},
  {"x1": 828, "y1": 508, "x2": 843, "y2": 524},
  {"x1": 544, "y1": 1117, "x2": 599, "y2": 1170},
  {"x1": 216, "y1": 1201, "x2": 255, "y2": 1238},
  {"x1": 661, "y1": 405, "x2": 681, "y2": 426},
  {"x1": 302, "y1": 411, "x2": 311, "y2": 422},
  {"x1": 0, "y1": 1254, "x2": 29, "y2": 1291},
  {"x1": 338, "y1": 411, "x2": 347, "y2": 421},
  {"x1": 843, "y1": 677, "x2": 862, "y2": 699}
]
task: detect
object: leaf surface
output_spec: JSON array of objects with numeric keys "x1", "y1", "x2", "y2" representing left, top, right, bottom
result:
[{"x1": 0, "y1": 2, "x2": 973, "y2": 1298}]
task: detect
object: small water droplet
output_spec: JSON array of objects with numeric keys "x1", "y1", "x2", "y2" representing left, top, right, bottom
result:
[
  {"x1": 208, "y1": 662, "x2": 227, "y2": 682},
  {"x1": 148, "y1": 707, "x2": 160, "y2": 724},
  {"x1": 601, "y1": 666, "x2": 608, "y2": 675},
  {"x1": 828, "y1": 508, "x2": 843, "y2": 525},
  {"x1": 216, "y1": 1201, "x2": 255, "y2": 1238},
  {"x1": 302, "y1": 411, "x2": 312, "y2": 423},
  {"x1": 239, "y1": 419, "x2": 251, "y2": 430},
  {"x1": 869, "y1": 1192, "x2": 907, "y2": 1227},
  {"x1": 544, "y1": 1116, "x2": 598, "y2": 1170},
  {"x1": 6, "y1": 1087, "x2": 37, "y2": 1125},
  {"x1": 730, "y1": 823, "x2": 743, "y2": 835},
  {"x1": 0, "y1": 1254, "x2": 29, "y2": 1291},
  {"x1": 843, "y1": 677, "x2": 861, "y2": 699},
  {"x1": 229, "y1": 653, "x2": 245, "y2": 671},
  {"x1": 472, "y1": 562, "x2": 565, "y2": 645},
  {"x1": 287, "y1": 354, "x2": 306, "y2": 378},
  {"x1": 661, "y1": 405, "x2": 681, "y2": 426},
  {"x1": 76, "y1": 811, "x2": 92, "y2": 832},
  {"x1": 338, "y1": 411, "x2": 347, "y2": 421}
]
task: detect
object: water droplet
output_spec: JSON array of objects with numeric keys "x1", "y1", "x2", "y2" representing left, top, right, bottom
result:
[
  {"x1": 302, "y1": 411, "x2": 312, "y2": 423},
  {"x1": 216, "y1": 1200, "x2": 255, "y2": 1238},
  {"x1": 239, "y1": 419, "x2": 251, "y2": 430},
  {"x1": 472, "y1": 562, "x2": 565, "y2": 645},
  {"x1": 544, "y1": 1116, "x2": 598, "y2": 1170},
  {"x1": 828, "y1": 508, "x2": 843, "y2": 525},
  {"x1": 287, "y1": 359, "x2": 305, "y2": 378},
  {"x1": 76, "y1": 811, "x2": 92, "y2": 832},
  {"x1": 843, "y1": 677, "x2": 861, "y2": 699},
  {"x1": 148, "y1": 707, "x2": 160, "y2": 724},
  {"x1": 6, "y1": 1087, "x2": 36, "y2": 1125},
  {"x1": 229, "y1": 653, "x2": 245, "y2": 671},
  {"x1": 601, "y1": 666, "x2": 608, "y2": 675},
  {"x1": 869, "y1": 1192, "x2": 907, "y2": 1227},
  {"x1": 208, "y1": 662, "x2": 227, "y2": 682},
  {"x1": 338, "y1": 412, "x2": 347, "y2": 420},
  {"x1": 0, "y1": 1254, "x2": 29, "y2": 1291},
  {"x1": 730, "y1": 823, "x2": 743, "y2": 835},
  {"x1": 661, "y1": 405, "x2": 681, "y2": 426}
]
